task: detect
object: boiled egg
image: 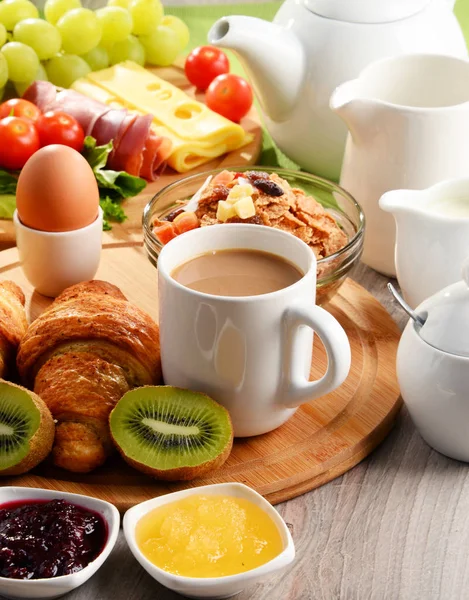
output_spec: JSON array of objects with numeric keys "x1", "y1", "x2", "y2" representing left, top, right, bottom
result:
[{"x1": 16, "y1": 145, "x2": 100, "y2": 232}]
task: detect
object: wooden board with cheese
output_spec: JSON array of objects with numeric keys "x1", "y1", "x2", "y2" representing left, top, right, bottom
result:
[{"x1": 0, "y1": 60, "x2": 263, "y2": 247}]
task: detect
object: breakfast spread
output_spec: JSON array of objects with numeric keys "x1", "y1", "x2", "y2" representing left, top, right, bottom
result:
[
  {"x1": 17, "y1": 280, "x2": 162, "y2": 472},
  {"x1": 135, "y1": 494, "x2": 284, "y2": 577},
  {"x1": 152, "y1": 170, "x2": 348, "y2": 261},
  {"x1": 172, "y1": 248, "x2": 303, "y2": 296},
  {"x1": 71, "y1": 61, "x2": 253, "y2": 173},
  {"x1": 109, "y1": 386, "x2": 233, "y2": 480},
  {"x1": 0, "y1": 499, "x2": 107, "y2": 579}
]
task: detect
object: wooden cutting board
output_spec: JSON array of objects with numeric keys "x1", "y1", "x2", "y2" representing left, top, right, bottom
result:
[
  {"x1": 0, "y1": 62, "x2": 263, "y2": 246},
  {"x1": 1, "y1": 237, "x2": 402, "y2": 511}
]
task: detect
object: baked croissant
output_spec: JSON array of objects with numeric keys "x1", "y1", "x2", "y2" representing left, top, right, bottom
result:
[
  {"x1": 17, "y1": 280, "x2": 162, "y2": 473},
  {"x1": 0, "y1": 281, "x2": 28, "y2": 378}
]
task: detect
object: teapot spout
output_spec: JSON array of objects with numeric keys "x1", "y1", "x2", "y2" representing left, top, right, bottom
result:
[{"x1": 208, "y1": 16, "x2": 305, "y2": 122}]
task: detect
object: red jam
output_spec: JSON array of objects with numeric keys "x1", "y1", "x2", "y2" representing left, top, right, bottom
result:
[{"x1": 0, "y1": 499, "x2": 107, "y2": 580}]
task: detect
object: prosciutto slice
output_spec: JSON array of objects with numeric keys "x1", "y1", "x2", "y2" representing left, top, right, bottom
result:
[{"x1": 23, "y1": 81, "x2": 171, "y2": 181}]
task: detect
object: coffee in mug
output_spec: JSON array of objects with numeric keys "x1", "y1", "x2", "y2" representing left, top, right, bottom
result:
[
  {"x1": 158, "y1": 224, "x2": 351, "y2": 437},
  {"x1": 171, "y1": 249, "x2": 303, "y2": 296}
]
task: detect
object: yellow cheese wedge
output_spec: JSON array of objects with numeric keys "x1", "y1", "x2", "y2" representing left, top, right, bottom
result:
[{"x1": 72, "y1": 61, "x2": 253, "y2": 172}]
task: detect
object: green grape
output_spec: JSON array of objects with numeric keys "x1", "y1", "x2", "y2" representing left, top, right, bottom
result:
[
  {"x1": 161, "y1": 15, "x2": 189, "y2": 50},
  {"x1": 82, "y1": 45, "x2": 109, "y2": 71},
  {"x1": 96, "y1": 7, "x2": 132, "y2": 44},
  {"x1": 140, "y1": 25, "x2": 179, "y2": 67},
  {"x1": 14, "y1": 62, "x2": 47, "y2": 96},
  {"x1": 107, "y1": 0, "x2": 130, "y2": 8},
  {"x1": 57, "y1": 8, "x2": 102, "y2": 55},
  {"x1": 128, "y1": 0, "x2": 163, "y2": 36},
  {"x1": 13, "y1": 18, "x2": 62, "y2": 60},
  {"x1": 0, "y1": 53, "x2": 8, "y2": 89},
  {"x1": 44, "y1": 0, "x2": 81, "y2": 25},
  {"x1": 45, "y1": 53, "x2": 91, "y2": 87},
  {"x1": 109, "y1": 34, "x2": 145, "y2": 66},
  {"x1": 1, "y1": 41, "x2": 38, "y2": 82},
  {"x1": 0, "y1": 24, "x2": 7, "y2": 47},
  {"x1": 0, "y1": 0, "x2": 38, "y2": 32}
]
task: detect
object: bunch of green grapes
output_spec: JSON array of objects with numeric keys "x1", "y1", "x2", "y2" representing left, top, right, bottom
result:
[{"x1": 0, "y1": 0, "x2": 189, "y2": 96}]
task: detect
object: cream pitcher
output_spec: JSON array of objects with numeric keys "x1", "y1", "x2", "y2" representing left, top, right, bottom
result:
[
  {"x1": 330, "y1": 54, "x2": 469, "y2": 277},
  {"x1": 380, "y1": 178, "x2": 469, "y2": 309}
]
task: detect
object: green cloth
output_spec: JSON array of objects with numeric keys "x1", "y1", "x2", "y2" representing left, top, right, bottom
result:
[{"x1": 170, "y1": 1, "x2": 469, "y2": 170}]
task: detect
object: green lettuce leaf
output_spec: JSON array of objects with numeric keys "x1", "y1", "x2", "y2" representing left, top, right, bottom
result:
[
  {"x1": 82, "y1": 136, "x2": 147, "y2": 229},
  {"x1": 0, "y1": 194, "x2": 17, "y2": 219},
  {"x1": 0, "y1": 170, "x2": 18, "y2": 196}
]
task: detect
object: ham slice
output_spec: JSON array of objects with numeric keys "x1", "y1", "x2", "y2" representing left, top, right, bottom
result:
[
  {"x1": 140, "y1": 132, "x2": 172, "y2": 181},
  {"x1": 22, "y1": 81, "x2": 172, "y2": 181}
]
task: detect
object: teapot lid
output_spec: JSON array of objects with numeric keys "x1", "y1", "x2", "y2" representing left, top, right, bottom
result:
[
  {"x1": 303, "y1": 0, "x2": 432, "y2": 24},
  {"x1": 417, "y1": 259, "x2": 469, "y2": 357}
]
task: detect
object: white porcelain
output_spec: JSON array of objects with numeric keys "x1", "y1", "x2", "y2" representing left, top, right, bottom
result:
[
  {"x1": 13, "y1": 207, "x2": 103, "y2": 298},
  {"x1": 397, "y1": 259, "x2": 469, "y2": 461},
  {"x1": 331, "y1": 54, "x2": 469, "y2": 276},
  {"x1": 380, "y1": 178, "x2": 469, "y2": 308},
  {"x1": 0, "y1": 486, "x2": 120, "y2": 600},
  {"x1": 208, "y1": 0, "x2": 467, "y2": 181},
  {"x1": 123, "y1": 482, "x2": 295, "y2": 599},
  {"x1": 157, "y1": 224, "x2": 351, "y2": 437}
]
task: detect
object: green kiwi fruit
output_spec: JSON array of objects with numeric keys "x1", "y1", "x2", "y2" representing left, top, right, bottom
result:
[
  {"x1": 109, "y1": 386, "x2": 233, "y2": 481},
  {"x1": 0, "y1": 380, "x2": 55, "y2": 476}
]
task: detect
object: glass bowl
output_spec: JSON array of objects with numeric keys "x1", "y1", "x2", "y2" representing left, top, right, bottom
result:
[{"x1": 142, "y1": 167, "x2": 364, "y2": 305}]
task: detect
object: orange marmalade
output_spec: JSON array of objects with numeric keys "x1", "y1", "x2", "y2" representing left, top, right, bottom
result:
[{"x1": 135, "y1": 494, "x2": 284, "y2": 578}]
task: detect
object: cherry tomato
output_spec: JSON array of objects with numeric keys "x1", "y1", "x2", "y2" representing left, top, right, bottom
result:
[
  {"x1": 0, "y1": 99, "x2": 41, "y2": 122},
  {"x1": 205, "y1": 74, "x2": 253, "y2": 122},
  {"x1": 36, "y1": 111, "x2": 85, "y2": 152},
  {"x1": 0, "y1": 116, "x2": 40, "y2": 170},
  {"x1": 184, "y1": 46, "x2": 229, "y2": 91}
]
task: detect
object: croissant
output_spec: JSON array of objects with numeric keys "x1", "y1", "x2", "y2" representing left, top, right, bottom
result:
[
  {"x1": 17, "y1": 280, "x2": 162, "y2": 473},
  {"x1": 0, "y1": 281, "x2": 28, "y2": 378}
]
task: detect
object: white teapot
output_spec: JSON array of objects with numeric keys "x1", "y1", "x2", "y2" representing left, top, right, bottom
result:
[
  {"x1": 397, "y1": 259, "x2": 469, "y2": 462},
  {"x1": 208, "y1": 0, "x2": 467, "y2": 181}
]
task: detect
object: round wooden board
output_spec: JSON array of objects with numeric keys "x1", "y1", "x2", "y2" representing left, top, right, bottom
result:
[
  {"x1": 1, "y1": 237, "x2": 402, "y2": 512},
  {"x1": 0, "y1": 61, "x2": 263, "y2": 246}
]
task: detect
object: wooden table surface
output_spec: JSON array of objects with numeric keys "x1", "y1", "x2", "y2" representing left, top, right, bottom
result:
[{"x1": 11, "y1": 2, "x2": 469, "y2": 599}]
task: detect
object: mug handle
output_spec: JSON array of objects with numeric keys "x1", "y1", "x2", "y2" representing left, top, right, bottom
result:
[{"x1": 283, "y1": 303, "x2": 351, "y2": 408}]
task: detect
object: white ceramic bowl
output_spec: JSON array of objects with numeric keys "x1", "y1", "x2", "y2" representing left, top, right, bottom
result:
[
  {"x1": 123, "y1": 482, "x2": 295, "y2": 599},
  {"x1": 0, "y1": 486, "x2": 120, "y2": 599}
]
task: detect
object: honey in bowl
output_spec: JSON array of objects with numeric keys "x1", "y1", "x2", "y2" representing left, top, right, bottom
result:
[{"x1": 135, "y1": 494, "x2": 284, "y2": 578}]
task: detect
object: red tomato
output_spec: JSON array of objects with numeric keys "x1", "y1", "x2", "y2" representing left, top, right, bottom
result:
[
  {"x1": 0, "y1": 99, "x2": 41, "y2": 123},
  {"x1": 0, "y1": 117, "x2": 40, "y2": 170},
  {"x1": 36, "y1": 111, "x2": 85, "y2": 152},
  {"x1": 185, "y1": 46, "x2": 229, "y2": 91},
  {"x1": 205, "y1": 74, "x2": 253, "y2": 122}
]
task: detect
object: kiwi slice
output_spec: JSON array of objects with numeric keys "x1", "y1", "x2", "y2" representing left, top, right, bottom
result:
[
  {"x1": 109, "y1": 386, "x2": 233, "y2": 481},
  {"x1": 0, "y1": 380, "x2": 55, "y2": 476}
]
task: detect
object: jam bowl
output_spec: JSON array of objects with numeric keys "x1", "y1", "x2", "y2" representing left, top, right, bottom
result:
[
  {"x1": 143, "y1": 167, "x2": 364, "y2": 305},
  {"x1": 124, "y1": 482, "x2": 295, "y2": 599},
  {"x1": 0, "y1": 486, "x2": 120, "y2": 600}
]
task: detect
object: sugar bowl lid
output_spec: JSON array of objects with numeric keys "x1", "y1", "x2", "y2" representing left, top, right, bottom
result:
[
  {"x1": 303, "y1": 0, "x2": 431, "y2": 24},
  {"x1": 417, "y1": 259, "x2": 469, "y2": 357}
]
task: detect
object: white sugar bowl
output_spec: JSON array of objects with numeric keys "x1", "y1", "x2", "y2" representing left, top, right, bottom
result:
[{"x1": 397, "y1": 258, "x2": 469, "y2": 461}]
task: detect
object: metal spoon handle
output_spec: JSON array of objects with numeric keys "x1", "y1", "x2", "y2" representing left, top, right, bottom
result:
[{"x1": 387, "y1": 283, "x2": 426, "y2": 327}]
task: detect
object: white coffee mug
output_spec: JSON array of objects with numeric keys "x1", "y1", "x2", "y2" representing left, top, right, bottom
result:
[{"x1": 158, "y1": 224, "x2": 351, "y2": 437}]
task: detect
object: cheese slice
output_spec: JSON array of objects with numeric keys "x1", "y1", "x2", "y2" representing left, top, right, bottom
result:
[{"x1": 72, "y1": 61, "x2": 253, "y2": 172}]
